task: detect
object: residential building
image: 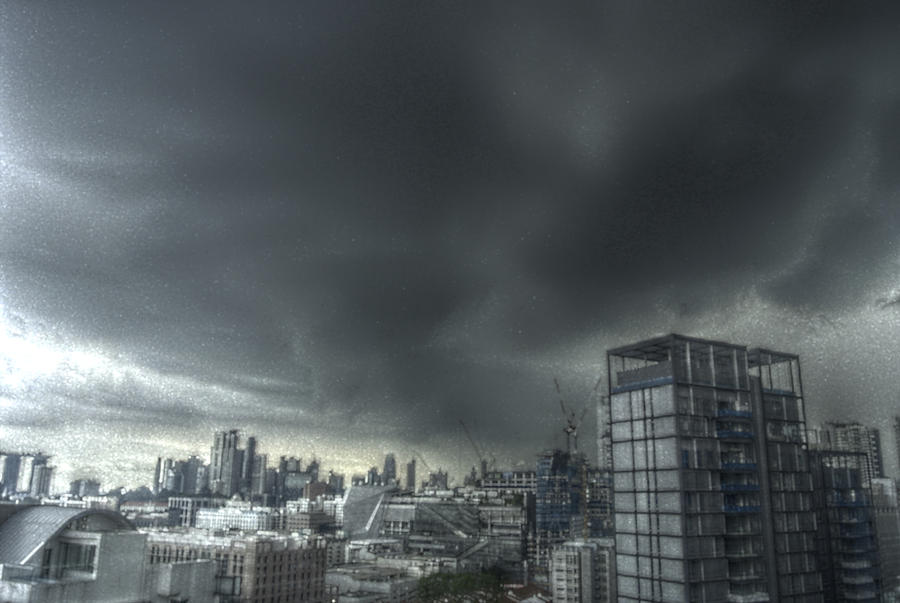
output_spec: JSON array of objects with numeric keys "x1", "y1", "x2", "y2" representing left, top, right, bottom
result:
[
  {"x1": 608, "y1": 334, "x2": 823, "y2": 602},
  {"x1": 550, "y1": 538, "x2": 616, "y2": 602},
  {"x1": 814, "y1": 422, "x2": 884, "y2": 487},
  {"x1": 872, "y1": 478, "x2": 900, "y2": 594},
  {"x1": 809, "y1": 450, "x2": 881, "y2": 602}
]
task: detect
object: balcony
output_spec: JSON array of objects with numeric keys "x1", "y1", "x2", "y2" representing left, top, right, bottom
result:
[
  {"x1": 842, "y1": 575, "x2": 874, "y2": 585},
  {"x1": 717, "y1": 430, "x2": 754, "y2": 440},
  {"x1": 718, "y1": 409, "x2": 753, "y2": 418},
  {"x1": 727, "y1": 593, "x2": 770, "y2": 603},
  {"x1": 840, "y1": 560, "x2": 873, "y2": 570},
  {"x1": 721, "y1": 462, "x2": 757, "y2": 472},
  {"x1": 722, "y1": 483, "x2": 760, "y2": 492},
  {"x1": 724, "y1": 505, "x2": 761, "y2": 514}
]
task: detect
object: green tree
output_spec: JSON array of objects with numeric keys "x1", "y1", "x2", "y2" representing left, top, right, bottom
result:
[{"x1": 417, "y1": 570, "x2": 505, "y2": 602}]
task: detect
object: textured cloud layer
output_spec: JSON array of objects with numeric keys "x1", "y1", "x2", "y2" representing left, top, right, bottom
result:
[{"x1": 3, "y1": 2, "x2": 900, "y2": 487}]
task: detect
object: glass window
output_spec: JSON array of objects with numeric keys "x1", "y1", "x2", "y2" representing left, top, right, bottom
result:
[
  {"x1": 655, "y1": 470, "x2": 679, "y2": 490},
  {"x1": 615, "y1": 472, "x2": 634, "y2": 491},
  {"x1": 618, "y1": 554, "x2": 637, "y2": 576},
  {"x1": 639, "y1": 555, "x2": 654, "y2": 577},
  {"x1": 658, "y1": 514, "x2": 683, "y2": 536},
  {"x1": 632, "y1": 419, "x2": 646, "y2": 440},
  {"x1": 612, "y1": 422, "x2": 631, "y2": 442},
  {"x1": 613, "y1": 442, "x2": 633, "y2": 468},
  {"x1": 653, "y1": 416, "x2": 677, "y2": 437},
  {"x1": 616, "y1": 513, "x2": 636, "y2": 532},
  {"x1": 657, "y1": 492, "x2": 681, "y2": 512},
  {"x1": 631, "y1": 392, "x2": 645, "y2": 420},
  {"x1": 612, "y1": 393, "x2": 631, "y2": 421},
  {"x1": 652, "y1": 385, "x2": 675, "y2": 414},
  {"x1": 660, "y1": 558, "x2": 683, "y2": 579},
  {"x1": 617, "y1": 534, "x2": 637, "y2": 554},
  {"x1": 615, "y1": 492, "x2": 636, "y2": 512},
  {"x1": 654, "y1": 438, "x2": 679, "y2": 469}
]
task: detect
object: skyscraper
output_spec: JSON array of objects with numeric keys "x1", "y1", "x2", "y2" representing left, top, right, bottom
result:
[
  {"x1": 383, "y1": 453, "x2": 397, "y2": 485},
  {"x1": 406, "y1": 458, "x2": 416, "y2": 492},
  {"x1": 608, "y1": 334, "x2": 822, "y2": 602},
  {"x1": 209, "y1": 430, "x2": 242, "y2": 497}
]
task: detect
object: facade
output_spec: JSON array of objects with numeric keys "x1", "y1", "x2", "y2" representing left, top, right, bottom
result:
[
  {"x1": 608, "y1": 334, "x2": 823, "y2": 602},
  {"x1": 809, "y1": 450, "x2": 881, "y2": 602},
  {"x1": 550, "y1": 538, "x2": 616, "y2": 602},
  {"x1": 147, "y1": 530, "x2": 327, "y2": 603}
]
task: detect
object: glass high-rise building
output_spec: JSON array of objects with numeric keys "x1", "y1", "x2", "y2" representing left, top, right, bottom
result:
[{"x1": 608, "y1": 334, "x2": 822, "y2": 603}]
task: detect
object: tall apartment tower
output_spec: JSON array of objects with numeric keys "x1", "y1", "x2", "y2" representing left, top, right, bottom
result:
[
  {"x1": 210, "y1": 430, "x2": 242, "y2": 497},
  {"x1": 608, "y1": 334, "x2": 822, "y2": 603},
  {"x1": 817, "y1": 422, "x2": 884, "y2": 487},
  {"x1": 406, "y1": 459, "x2": 416, "y2": 492}
]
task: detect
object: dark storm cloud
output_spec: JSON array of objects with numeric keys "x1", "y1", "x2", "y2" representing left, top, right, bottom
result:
[{"x1": 4, "y1": 1, "x2": 900, "y2": 484}]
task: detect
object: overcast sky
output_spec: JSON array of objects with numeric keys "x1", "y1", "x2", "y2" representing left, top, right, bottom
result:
[{"x1": 3, "y1": 2, "x2": 900, "y2": 490}]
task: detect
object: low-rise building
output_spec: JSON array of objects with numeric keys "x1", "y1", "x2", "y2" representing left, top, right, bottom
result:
[{"x1": 146, "y1": 529, "x2": 327, "y2": 602}]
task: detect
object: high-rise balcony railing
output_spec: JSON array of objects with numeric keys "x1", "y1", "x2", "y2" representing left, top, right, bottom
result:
[
  {"x1": 721, "y1": 462, "x2": 757, "y2": 471},
  {"x1": 724, "y1": 505, "x2": 761, "y2": 514},
  {"x1": 718, "y1": 409, "x2": 753, "y2": 419},
  {"x1": 722, "y1": 483, "x2": 760, "y2": 492},
  {"x1": 717, "y1": 430, "x2": 754, "y2": 440}
]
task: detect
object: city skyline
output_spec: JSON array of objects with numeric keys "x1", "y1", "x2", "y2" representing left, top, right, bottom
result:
[{"x1": 3, "y1": 3, "x2": 900, "y2": 489}]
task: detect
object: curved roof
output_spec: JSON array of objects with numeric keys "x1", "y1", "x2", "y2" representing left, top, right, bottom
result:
[{"x1": 0, "y1": 506, "x2": 134, "y2": 565}]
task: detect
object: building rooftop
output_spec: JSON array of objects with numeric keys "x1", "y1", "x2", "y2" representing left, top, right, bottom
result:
[{"x1": 0, "y1": 505, "x2": 133, "y2": 565}]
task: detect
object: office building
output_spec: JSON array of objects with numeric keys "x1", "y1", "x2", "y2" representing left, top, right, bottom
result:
[{"x1": 608, "y1": 334, "x2": 822, "y2": 602}]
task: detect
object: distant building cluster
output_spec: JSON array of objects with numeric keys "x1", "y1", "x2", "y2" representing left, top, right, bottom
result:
[
  {"x1": 3, "y1": 332, "x2": 900, "y2": 601},
  {"x1": 0, "y1": 452, "x2": 54, "y2": 499}
]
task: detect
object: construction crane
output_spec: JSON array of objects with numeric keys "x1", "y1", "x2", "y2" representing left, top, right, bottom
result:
[
  {"x1": 459, "y1": 420, "x2": 493, "y2": 479},
  {"x1": 554, "y1": 376, "x2": 603, "y2": 455}
]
